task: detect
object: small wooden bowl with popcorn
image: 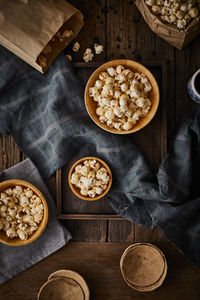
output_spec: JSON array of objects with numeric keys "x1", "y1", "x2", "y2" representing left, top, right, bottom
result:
[
  {"x1": 85, "y1": 59, "x2": 159, "y2": 134},
  {"x1": 0, "y1": 179, "x2": 48, "y2": 246},
  {"x1": 68, "y1": 157, "x2": 112, "y2": 201}
]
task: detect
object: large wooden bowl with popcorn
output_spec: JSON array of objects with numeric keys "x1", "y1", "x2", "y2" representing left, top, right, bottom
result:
[
  {"x1": 68, "y1": 157, "x2": 112, "y2": 201},
  {"x1": 0, "y1": 179, "x2": 48, "y2": 246},
  {"x1": 85, "y1": 59, "x2": 159, "y2": 134}
]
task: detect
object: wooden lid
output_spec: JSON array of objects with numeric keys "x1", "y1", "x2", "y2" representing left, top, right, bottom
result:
[
  {"x1": 37, "y1": 278, "x2": 84, "y2": 300},
  {"x1": 48, "y1": 270, "x2": 90, "y2": 300},
  {"x1": 120, "y1": 243, "x2": 167, "y2": 292}
]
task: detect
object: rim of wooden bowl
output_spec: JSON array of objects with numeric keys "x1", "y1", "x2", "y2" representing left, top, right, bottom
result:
[
  {"x1": 47, "y1": 269, "x2": 90, "y2": 300},
  {"x1": 37, "y1": 277, "x2": 84, "y2": 300},
  {"x1": 0, "y1": 179, "x2": 48, "y2": 247},
  {"x1": 120, "y1": 243, "x2": 167, "y2": 292},
  {"x1": 68, "y1": 156, "x2": 112, "y2": 201},
  {"x1": 84, "y1": 59, "x2": 160, "y2": 134}
]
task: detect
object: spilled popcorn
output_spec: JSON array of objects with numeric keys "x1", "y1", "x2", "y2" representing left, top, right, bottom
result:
[
  {"x1": 0, "y1": 186, "x2": 44, "y2": 240},
  {"x1": 94, "y1": 43, "x2": 104, "y2": 55},
  {"x1": 145, "y1": 0, "x2": 200, "y2": 30},
  {"x1": 89, "y1": 65, "x2": 152, "y2": 131},
  {"x1": 71, "y1": 159, "x2": 110, "y2": 198},
  {"x1": 72, "y1": 42, "x2": 80, "y2": 52},
  {"x1": 83, "y1": 48, "x2": 94, "y2": 62}
]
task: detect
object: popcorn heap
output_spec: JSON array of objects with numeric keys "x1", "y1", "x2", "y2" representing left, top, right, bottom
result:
[
  {"x1": 0, "y1": 186, "x2": 44, "y2": 240},
  {"x1": 89, "y1": 65, "x2": 152, "y2": 131},
  {"x1": 70, "y1": 159, "x2": 110, "y2": 198},
  {"x1": 145, "y1": 0, "x2": 200, "y2": 30},
  {"x1": 37, "y1": 29, "x2": 74, "y2": 69}
]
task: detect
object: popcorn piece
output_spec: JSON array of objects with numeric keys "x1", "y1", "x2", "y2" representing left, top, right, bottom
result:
[
  {"x1": 152, "y1": 5, "x2": 162, "y2": 14},
  {"x1": 62, "y1": 30, "x2": 73, "y2": 39},
  {"x1": 122, "y1": 121, "x2": 134, "y2": 131},
  {"x1": 94, "y1": 43, "x2": 104, "y2": 55},
  {"x1": 107, "y1": 67, "x2": 116, "y2": 77},
  {"x1": 95, "y1": 80, "x2": 104, "y2": 89},
  {"x1": 99, "y1": 72, "x2": 109, "y2": 81},
  {"x1": 72, "y1": 42, "x2": 80, "y2": 52},
  {"x1": 88, "y1": 190, "x2": 96, "y2": 198},
  {"x1": 189, "y1": 7, "x2": 199, "y2": 18},
  {"x1": 6, "y1": 228, "x2": 17, "y2": 239},
  {"x1": 83, "y1": 48, "x2": 94, "y2": 62},
  {"x1": 146, "y1": 0, "x2": 156, "y2": 6},
  {"x1": 116, "y1": 65, "x2": 125, "y2": 74},
  {"x1": 0, "y1": 185, "x2": 44, "y2": 240},
  {"x1": 80, "y1": 189, "x2": 89, "y2": 196},
  {"x1": 177, "y1": 19, "x2": 187, "y2": 29},
  {"x1": 70, "y1": 159, "x2": 110, "y2": 198}
]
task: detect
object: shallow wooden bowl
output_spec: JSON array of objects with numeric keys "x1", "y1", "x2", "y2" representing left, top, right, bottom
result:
[
  {"x1": 120, "y1": 243, "x2": 167, "y2": 292},
  {"x1": 0, "y1": 179, "x2": 48, "y2": 246},
  {"x1": 37, "y1": 278, "x2": 84, "y2": 300},
  {"x1": 85, "y1": 59, "x2": 160, "y2": 134},
  {"x1": 47, "y1": 270, "x2": 90, "y2": 300},
  {"x1": 68, "y1": 156, "x2": 112, "y2": 201}
]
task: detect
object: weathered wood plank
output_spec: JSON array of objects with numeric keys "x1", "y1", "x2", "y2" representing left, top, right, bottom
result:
[
  {"x1": 62, "y1": 0, "x2": 108, "y2": 241},
  {"x1": 105, "y1": 0, "x2": 168, "y2": 243},
  {"x1": 0, "y1": 136, "x2": 21, "y2": 171}
]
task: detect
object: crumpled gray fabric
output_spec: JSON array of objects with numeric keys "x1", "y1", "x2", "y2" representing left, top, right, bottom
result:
[
  {"x1": 0, "y1": 45, "x2": 200, "y2": 266},
  {"x1": 0, "y1": 158, "x2": 71, "y2": 283}
]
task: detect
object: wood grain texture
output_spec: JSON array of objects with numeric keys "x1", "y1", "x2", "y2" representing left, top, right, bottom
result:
[
  {"x1": 0, "y1": 0, "x2": 200, "y2": 298},
  {"x1": 0, "y1": 242, "x2": 200, "y2": 300}
]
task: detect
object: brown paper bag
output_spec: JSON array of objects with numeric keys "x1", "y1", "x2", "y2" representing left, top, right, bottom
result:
[
  {"x1": 135, "y1": 0, "x2": 200, "y2": 50},
  {"x1": 0, "y1": 0, "x2": 84, "y2": 72}
]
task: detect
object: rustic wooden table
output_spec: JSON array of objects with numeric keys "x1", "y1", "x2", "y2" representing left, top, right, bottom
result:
[{"x1": 0, "y1": 1, "x2": 200, "y2": 299}]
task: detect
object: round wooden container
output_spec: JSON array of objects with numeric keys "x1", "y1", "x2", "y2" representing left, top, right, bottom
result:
[
  {"x1": 38, "y1": 270, "x2": 90, "y2": 300},
  {"x1": 84, "y1": 59, "x2": 160, "y2": 134},
  {"x1": 120, "y1": 243, "x2": 167, "y2": 292},
  {"x1": 68, "y1": 156, "x2": 112, "y2": 201},
  {"x1": 0, "y1": 179, "x2": 48, "y2": 246}
]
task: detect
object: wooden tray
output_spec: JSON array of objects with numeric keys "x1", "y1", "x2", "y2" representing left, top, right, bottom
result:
[{"x1": 56, "y1": 61, "x2": 167, "y2": 220}]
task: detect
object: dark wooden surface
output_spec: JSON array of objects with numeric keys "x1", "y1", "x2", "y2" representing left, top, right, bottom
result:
[
  {"x1": 0, "y1": 0, "x2": 200, "y2": 299},
  {"x1": 1, "y1": 242, "x2": 200, "y2": 300}
]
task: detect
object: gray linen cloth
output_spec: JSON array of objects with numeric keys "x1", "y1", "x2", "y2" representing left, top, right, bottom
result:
[
  {"x1": 0, "y1": 158, "x2": 71, "y2": 283},
  {"x1": 0, "y1": 45, "x2": 200, "y2": 266}
]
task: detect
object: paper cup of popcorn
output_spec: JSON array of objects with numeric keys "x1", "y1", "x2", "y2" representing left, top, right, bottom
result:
[
  {"x1": 85, "y1": 59, "x2": 159, "y2": 134},
  {"x1": 0, "y1": 179, "x2": 48, "y2": 246},
  {"x1": 68, "y1": 157, "x2": 112, "y2": 201}
]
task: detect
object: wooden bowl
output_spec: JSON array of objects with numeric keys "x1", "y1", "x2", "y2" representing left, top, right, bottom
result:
[
  {"x1": 48, "y1": 270, "x2": 90, "y2": 300},
  {"x1": 37, "y1": 278, "x2": 85, "y2": 300},
  {"x1": 120, "y1": 243, "x2": 167, "y2": 292},
  {"x1": 0, "y1": 179, "x2": 48, "y2": 246},
  {"x1": 84, "y1": 59, "x2": 160, "y2": 134},
  {"x1": 68, "y1": 156, "x2": 112, "y2": 201}
]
